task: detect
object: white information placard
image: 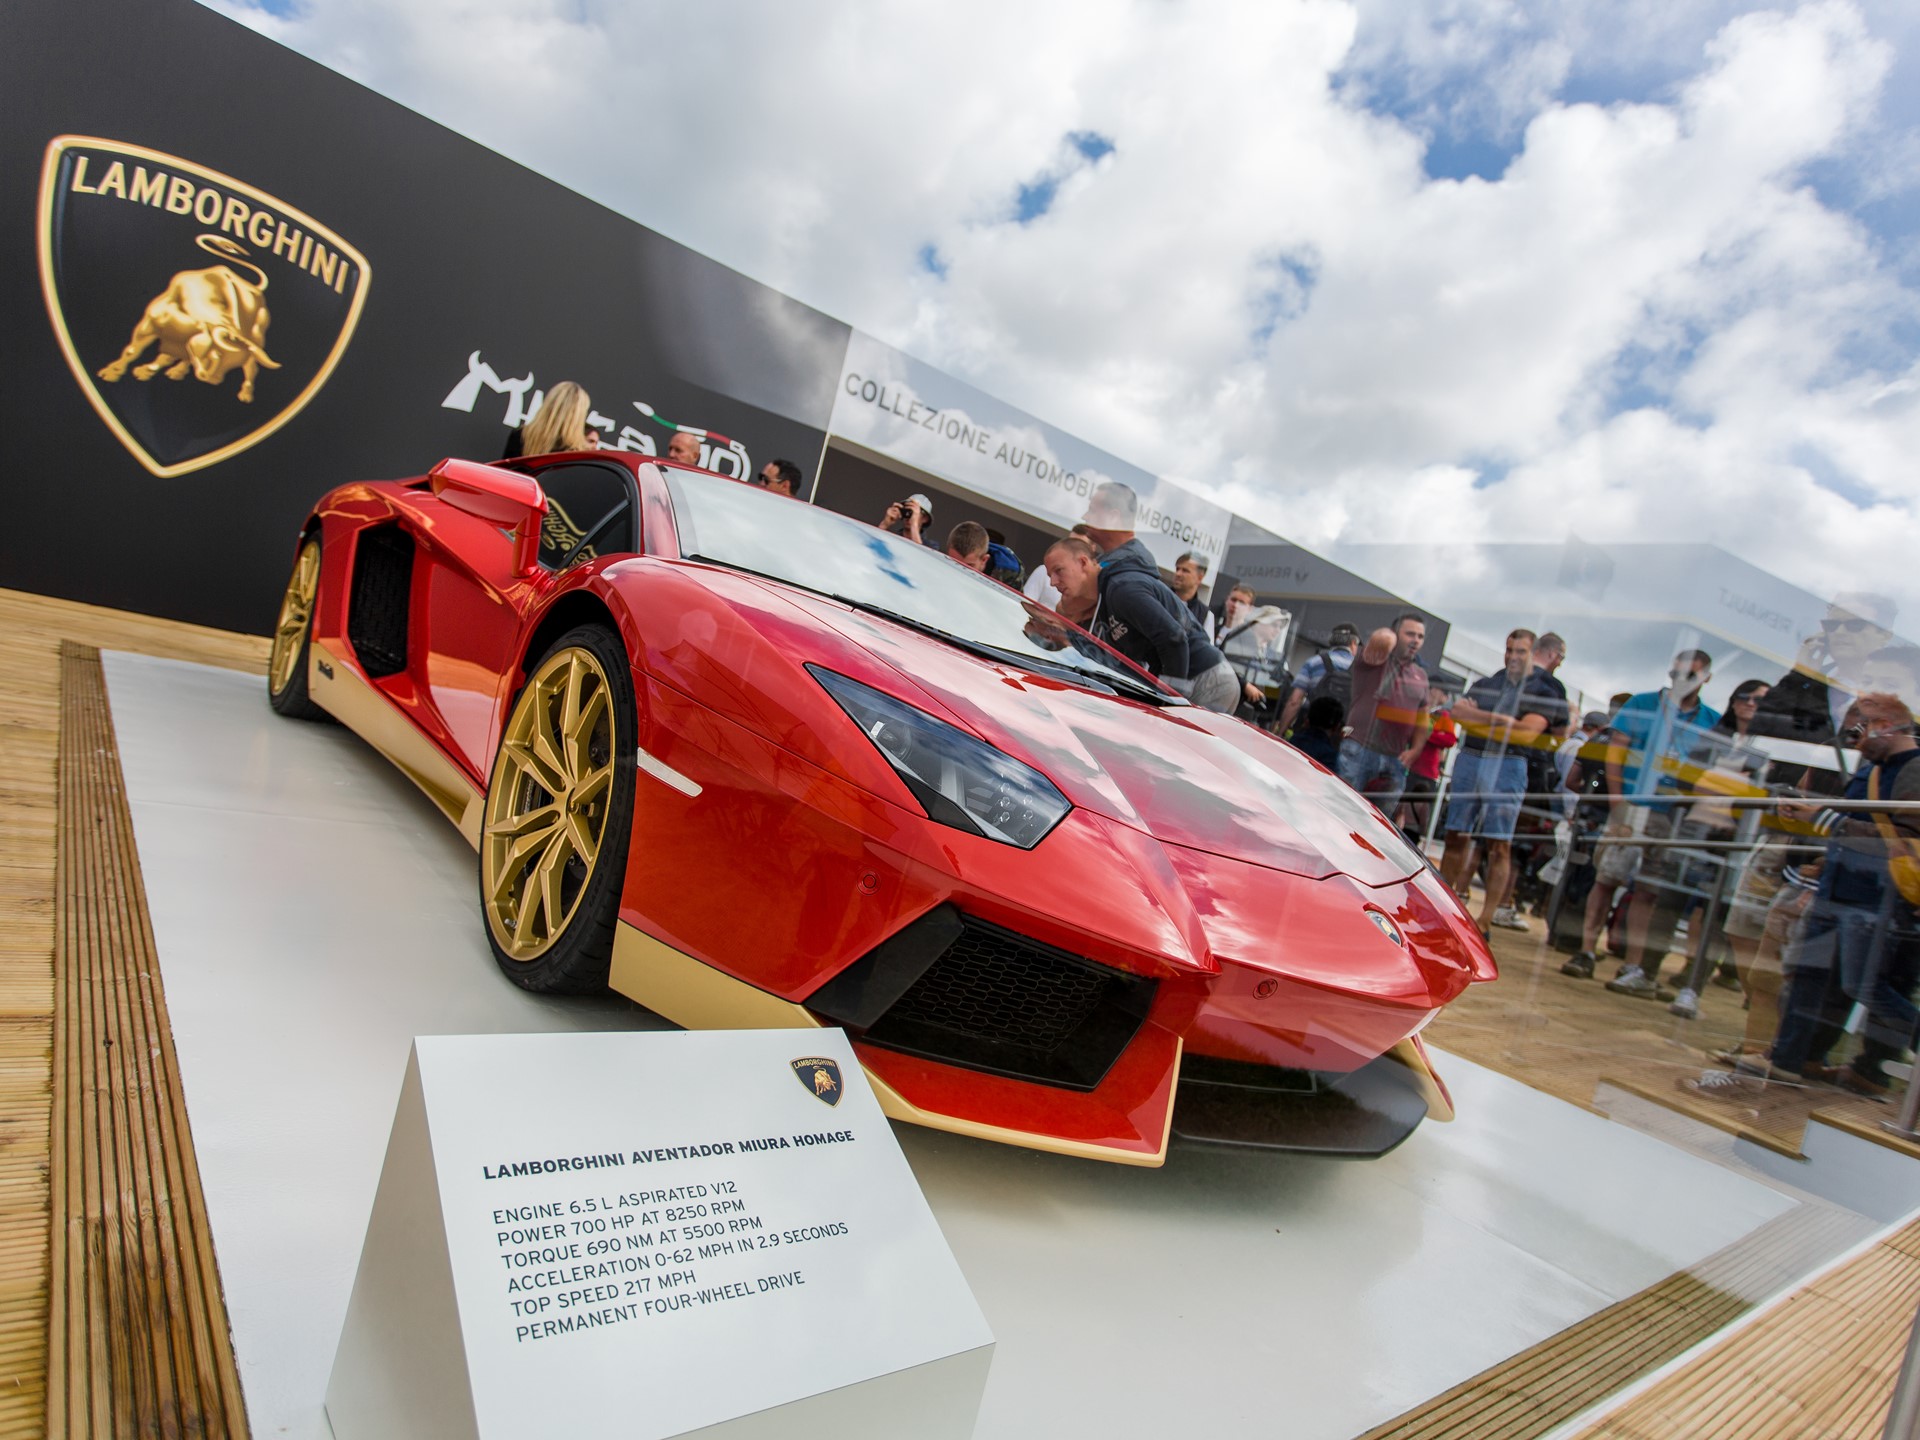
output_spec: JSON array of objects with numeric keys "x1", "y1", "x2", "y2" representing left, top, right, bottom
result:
[{"x1": 326, "y1": 1029, "x2": 993, "y2": 1440}]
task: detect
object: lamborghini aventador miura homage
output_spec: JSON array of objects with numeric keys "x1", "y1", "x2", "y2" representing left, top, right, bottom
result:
[{"x1": 267, "y1": 451, "x2": 1496, "y2": 1164}]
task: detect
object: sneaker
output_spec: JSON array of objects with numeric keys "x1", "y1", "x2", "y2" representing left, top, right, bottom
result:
[
  {"x1": 1668, "y1": 987, "x2": 1699, "y2": 1019},
  {"x1": 1606, "y1": 967, "x2": 1662, "y2": 999},
  {"x1": 1560, "y1": 951, "x2": 1596, "y2": 979},
  {"x1": 1678, "y1": 1070, "x2": 1762, "y2": 1102},
  {"x1": 1711, "y1": 965, "x2": 1743, "y2": 991},
  {"x1": 1490, "y1": 906, "x2": 1530, "y2": 932},
  {"x1": 1733, "y1": 1055, "x2": 1810, "y2": 1085}
]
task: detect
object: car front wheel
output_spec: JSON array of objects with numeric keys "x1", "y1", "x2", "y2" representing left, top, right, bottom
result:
[{"x1": 479, "y1": 625, "x2": 637, "y2": 993}]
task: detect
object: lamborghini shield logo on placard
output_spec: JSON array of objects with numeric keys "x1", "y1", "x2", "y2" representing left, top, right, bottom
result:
[
  {"x1": 791, "y1": 1057, "x2": 843, "y2": 1106},
  {"x1": 37, "y1": 136, "x2": 370, "y2": 478}
]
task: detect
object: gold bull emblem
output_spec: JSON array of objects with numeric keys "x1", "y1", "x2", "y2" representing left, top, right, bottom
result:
[
  {"x1": 96, "y1": 234, "x2": 281, "y2": 403},
  {"x1": 813, "y1": 1068, "x2": 836, "y2": 1096}
]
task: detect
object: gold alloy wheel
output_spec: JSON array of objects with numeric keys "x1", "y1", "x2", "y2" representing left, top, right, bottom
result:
[
  {"x1": 482, "y1": 646, "x2": 617, "y2": 962},
  {"x1": 268, "y1": 539, "x2": 320, "y2": 696}
]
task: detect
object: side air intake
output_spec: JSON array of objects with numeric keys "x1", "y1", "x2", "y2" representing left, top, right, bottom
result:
[{"x1": 347, "y1": 525, "x2": 413, "y2": 679}]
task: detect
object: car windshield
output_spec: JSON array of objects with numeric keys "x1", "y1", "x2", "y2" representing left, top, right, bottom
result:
[{"x1": 665, "y1": 469, "x2": 1172, "y2": 700}]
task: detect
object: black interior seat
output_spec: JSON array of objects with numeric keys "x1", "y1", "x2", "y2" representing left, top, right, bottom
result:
[{"x1": 526, "y1": 460, "x2": 638, "y2": 568}]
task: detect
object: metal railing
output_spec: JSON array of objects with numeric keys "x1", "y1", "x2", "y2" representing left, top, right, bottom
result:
[
  {"x1": 1886, "y1": 1302, "x2": 1920, "y2": 1439},
  {"x1": 1412, "y1": 789, "x2": 1918, "y2": 1000}
]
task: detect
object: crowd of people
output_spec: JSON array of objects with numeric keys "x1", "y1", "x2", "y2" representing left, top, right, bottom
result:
[
  {"x1": 1537, "y1": 612, "x2": 1920, "y2": 1108},
  {"x1": 1412, "y1": 602, "x2": 1920, "y2": 1111},
  {"x1": 1201, "y1": 569, "x2": 1920, "y2": 1112},
  {"x1": 505, "y1": 386, "x2": 1920, "y2": 1109}
]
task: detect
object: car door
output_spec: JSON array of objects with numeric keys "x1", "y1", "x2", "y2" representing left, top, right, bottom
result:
[{"x1": 417, "y1": 457, "x2": 638, "y2": 782}]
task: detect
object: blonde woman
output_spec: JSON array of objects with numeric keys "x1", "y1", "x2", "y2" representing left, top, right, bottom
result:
[{"x1": 502, "y1": 381, "x2": 598, "y2": 459}]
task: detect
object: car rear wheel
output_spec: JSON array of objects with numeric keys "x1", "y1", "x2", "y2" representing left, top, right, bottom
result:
[
  {"x1": 479, "y1": 625, "x2": 637, "y2": 993},
  {"x1": 267, "y1": 536, "x2": 328, "y2": 720}
]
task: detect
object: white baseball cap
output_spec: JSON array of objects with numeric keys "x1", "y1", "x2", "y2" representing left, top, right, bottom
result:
[{"x1": 907, "y1": 493, "x2": 934, "y2": 515}]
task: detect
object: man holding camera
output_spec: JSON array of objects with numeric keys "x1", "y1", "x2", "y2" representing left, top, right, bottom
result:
[{"x1": 879, "y1": 494, "x2": 937, "y2": 545}]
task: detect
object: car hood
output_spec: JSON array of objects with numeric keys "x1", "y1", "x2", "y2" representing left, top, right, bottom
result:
[{"x1": 783, "y1": 590, "x2": 1424, "y2": 888}]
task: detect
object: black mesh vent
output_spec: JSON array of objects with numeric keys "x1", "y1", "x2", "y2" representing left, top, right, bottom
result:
[
  {"x1": 348, "y1": 525, "x2": 413, "y2": 679},
  {"x1": 886, "y1": 926, "x2": 1113, "y2": 1051},
  {"x1": 854, "y1": 915, "x2": 1157, "y2": 1091}
]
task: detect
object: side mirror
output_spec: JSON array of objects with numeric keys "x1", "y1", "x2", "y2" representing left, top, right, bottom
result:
[{"x1": 428, "y1": 458, "x2": 547, "y2": 574}]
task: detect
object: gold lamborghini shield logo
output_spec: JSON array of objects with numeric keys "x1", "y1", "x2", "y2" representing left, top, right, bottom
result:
[
  {"x1": 37, "y1": 136, "x2": 371, "y2": 478},
  {"x1": 791, "y1": 1057, "x2": 843, "y2": 1106}
]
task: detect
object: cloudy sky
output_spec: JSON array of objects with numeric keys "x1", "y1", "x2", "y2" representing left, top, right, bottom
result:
[{"x1": 209, "y1": 0, "x2": 1920, "y2": 691}]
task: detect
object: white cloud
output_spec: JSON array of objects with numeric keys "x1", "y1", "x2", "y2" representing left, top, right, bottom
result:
[{"x1": 206, "y1": 0, "x2": 1920, "y2": 658}]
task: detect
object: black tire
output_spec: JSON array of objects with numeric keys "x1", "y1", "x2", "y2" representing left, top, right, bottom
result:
[
  {"x1": 479, "y1": 624, "x2": 637, "y2": 994},
  {"x1": 267, "y1": 535, "x2": 330, "y2": 721}
]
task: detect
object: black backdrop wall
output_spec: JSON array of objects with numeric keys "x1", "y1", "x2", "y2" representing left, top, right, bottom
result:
[{"x1": 2, "y1": 0, "x2": 851, "y2": 634}]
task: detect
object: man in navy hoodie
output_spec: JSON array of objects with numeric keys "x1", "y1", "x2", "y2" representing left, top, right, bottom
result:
[
  {"x1": 1753, "y1": 694, "x2": 1920, "y2": 1096},
  {"x1": 1052, "y1": 481, "x2": 1239, "y2": 712}
]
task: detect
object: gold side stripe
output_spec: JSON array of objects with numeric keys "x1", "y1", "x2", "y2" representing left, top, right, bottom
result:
[
  {"x1": 1386, "y1": 1038, "x2": 1455, "y2": 1123},
  {"x1": 610, "y1": 924, "x2": 818, "y2": 1030},
  {"x1": 309, "y1": 639, "x2": 483, "y2": 846}
]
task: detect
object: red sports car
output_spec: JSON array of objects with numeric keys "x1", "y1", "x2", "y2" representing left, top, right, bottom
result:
[{"x1": 267, "y1": 451, "x2": 1495, "y2": 1164}]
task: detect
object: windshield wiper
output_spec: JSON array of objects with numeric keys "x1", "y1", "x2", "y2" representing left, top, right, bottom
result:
[{"x1": 826, "y1": 595, "x2": 1181, "y2": 705}]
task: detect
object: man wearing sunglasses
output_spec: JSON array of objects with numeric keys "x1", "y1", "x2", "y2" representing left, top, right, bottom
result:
[
  {"x1": 1752, "y1": 592, "x2": 1897, "y2": 745},
  {"x1": 753, "y1": 459, "x2": 803, "y2": 497},
  {"x1": 1753, "y1": 694, "x2": 1920, "y2": 1096}
]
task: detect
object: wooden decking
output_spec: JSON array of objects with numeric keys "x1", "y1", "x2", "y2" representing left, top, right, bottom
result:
[
  {"x1": 1357, "y1": 1202, "x2": 1875, "y2": 1440},
  {"x1": 0, "y1": 583, "x2": 1914, "y2": 1437},
  {"x1": 51, "y1": 644, "x2": 247, "y2": 1436},
  {"x1": 1572, "y1": 1216, "x2": 1920, "y2": 1439},
  {"x1": 0, "y1": 588, "x2": 266, "y2": 1437},
  {"x1": 1427, "y1": 915, "x2": 1914, "y2": 1160}
]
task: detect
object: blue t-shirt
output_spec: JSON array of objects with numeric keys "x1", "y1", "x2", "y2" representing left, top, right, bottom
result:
[
  {"x1": 1610, "y1": 689, "x2": 1722, "y2": 805},
  {"x1": 1292, "y1": 650, "x2": 1352, "y2": 692}
]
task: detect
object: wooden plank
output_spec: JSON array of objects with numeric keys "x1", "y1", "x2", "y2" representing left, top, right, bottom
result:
[
  {"x1": 48, "y1": 644, "x2": 251, "y2": 1438},
  {"x1": 1571, "y1": 1218, "x2": 1920, "y2": 1439},
  {"x1": 0, "y1": 587, "x2": 266, "y2": 1437},
  {"x1": 1348, "y1": 1175, "x2": 1869, "y2": 1439}
]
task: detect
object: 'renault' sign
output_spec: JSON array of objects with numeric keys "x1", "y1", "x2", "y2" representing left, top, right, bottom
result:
[
  {"x1": 37, "y1": 135, "x2": 370, "y2": 478},
  {"x1": 327, "y1": 1029, "x2": 993, "y2": 1440}
]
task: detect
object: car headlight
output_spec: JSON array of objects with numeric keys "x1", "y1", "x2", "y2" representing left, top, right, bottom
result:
[{"x1": 808, "y1": 665, "x2": 1070, "y2": 848}]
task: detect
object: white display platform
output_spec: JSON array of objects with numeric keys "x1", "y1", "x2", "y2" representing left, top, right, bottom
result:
[
  {"x1": 105, "y1": 652, "x2": 1858, "y2": 1440},
  {"x1": 328, "y1": 1032, "x2": 991, "y2": 1439}
]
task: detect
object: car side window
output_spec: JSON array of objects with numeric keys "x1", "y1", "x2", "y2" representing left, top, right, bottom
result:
[{"x1": 530, "y1": 462, "x2": 636, "y2": 569}]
